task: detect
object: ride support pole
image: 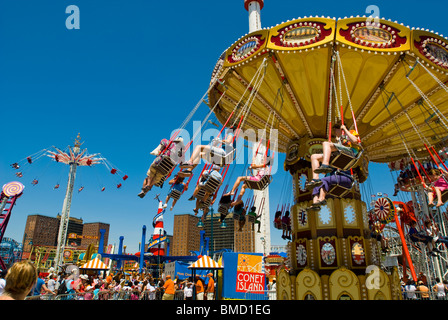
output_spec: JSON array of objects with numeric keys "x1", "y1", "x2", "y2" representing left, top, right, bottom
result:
[
  {"x1": 431, "y1": 146, "x2": 448, "y2": 172},
  {"x1": 393, "y1": 209, "x2": 418, "y2": 282}
]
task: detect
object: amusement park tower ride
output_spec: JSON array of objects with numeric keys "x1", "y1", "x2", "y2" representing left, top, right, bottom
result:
[
  {"x1": 244, "y1": 0, "x2": 271, "y2": 255},
  {"x1": 50, "y1": 135, "x2": 104, "y2": 269}
]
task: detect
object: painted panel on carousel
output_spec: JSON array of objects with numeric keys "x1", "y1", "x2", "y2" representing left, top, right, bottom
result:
[
  {"x1": 293, "y1": 202, "x2": 309, "y2": 230},
  {"x1": 316, "y1": 198, "x2": 335, "y2": 228},
  {"x1": 267, "y1": 17, "x2": 336, "y2": 51},
  {"x1": 341, "y1": 198, "x2": 358, "y2": 227},
  {"x1": 361, "y1": 201, "x2": 369, "y2": 229},
  {"x1": 223, "y1": 30, "x2": 269, "y2": 67},
  {"x1": 412, "y1": 30, "x2": 448, "y2": 71},
  {"x1": 295, "y1": 239, "x2": 308, "y2": 268},
  {"x1": 348, "y1": 236, "x2": 367, "y2": 268},
  {"x1": 318, "y1": 236, "x2": 338, "y2": 269},
  {"x1": 336, "y1": 17, "x2": 411, "y2": 52}
]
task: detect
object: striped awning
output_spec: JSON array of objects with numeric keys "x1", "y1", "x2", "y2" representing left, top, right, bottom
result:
[
  {"x1": 188, "y1": 255, "x2": 223, "y2": 269},
  {"x1": 80, "y1": 257, "x2": 108, "y2": 270}
]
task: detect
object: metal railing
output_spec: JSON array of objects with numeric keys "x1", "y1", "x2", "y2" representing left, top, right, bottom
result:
[
  {"x1": 403, "y1": 290, "x2": 448, "y2": 300},
  {"x1": 244, "y1": 290, "x2": 276, "y2": 300},
  {"x1": 25, "y1": 289, "x2": 187, "y2": 301}
]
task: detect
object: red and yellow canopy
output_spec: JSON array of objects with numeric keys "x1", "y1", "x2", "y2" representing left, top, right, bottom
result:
[{"x1": 208, "y1": 17, "x2": 448, "y2": 163}]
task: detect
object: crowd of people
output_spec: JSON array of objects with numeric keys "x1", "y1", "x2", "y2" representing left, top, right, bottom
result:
[
  {"x1": 0, "y1": 261, "x2": 216, "y2": 301},
  {"x1": 402, "y1": 273, "x2": 448, "y2": 300}
]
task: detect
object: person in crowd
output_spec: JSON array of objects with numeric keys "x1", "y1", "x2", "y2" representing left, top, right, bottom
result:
[
  {"x1": 416, "y1": 281, "x2": 430, "y2": 300},
  {"x1": 0, "y1": 269, "x2": 7, "y2": 295},
  {"x1": 31, "y1": 270, "x2": 54, "y2": 296},
  {"x1": 432, "y1": 277, "x2": 446, "y2": 300},
  {"x1": 205, "y1": 273, "x2": 215, "y2": 301},
  {"x1": 162, "y1": 275, "x2": 176, "y2": 300},
  {"x1": 195, "y1": 275, "x2": 205, "y2": 300},
  {"x1": 0, "y1": 261, "x2": 37, "y2": 300},
  {"x1": 183, "y1": 281, "x2": 193, "y2": 300}
]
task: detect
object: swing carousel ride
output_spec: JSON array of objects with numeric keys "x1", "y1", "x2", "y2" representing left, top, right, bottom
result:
[
  {"x1": 199, "y1": 0, "x2": 448, "y2": 299},
  {"x1": 7, "y1": 134, "x2": 128, "y2": 270}
]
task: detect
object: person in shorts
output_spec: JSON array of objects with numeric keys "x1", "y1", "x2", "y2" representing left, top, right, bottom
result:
[{"x1": 308, "y1": 121, "x2": 360, "y2": 189}]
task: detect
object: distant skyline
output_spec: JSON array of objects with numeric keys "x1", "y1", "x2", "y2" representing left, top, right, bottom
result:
[{"x1": 1, "y1": 0, "x2": 447, "y2": 254}]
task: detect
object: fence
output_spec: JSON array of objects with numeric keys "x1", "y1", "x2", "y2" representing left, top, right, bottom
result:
[
  {"x1": 25, "y1": 289, "x2": 186, "y2": 301},
  {"x1": 403, "y1": 290, "x2": 448, "y2": 300},
  {"x1": 244, "y1": 290, "x2": 276, "y2": 300}
]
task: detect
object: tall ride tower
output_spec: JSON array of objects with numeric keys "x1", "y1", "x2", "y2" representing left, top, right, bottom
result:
[
  {"x1": 244, "y1": 0, "x2": 264, "y2": 33},
  {"x1": 50, "y1": 135, "x2": 104, "y2": 269},
  {"x1": 244, "y1": 0, "x2": 270, "y2": 255}
]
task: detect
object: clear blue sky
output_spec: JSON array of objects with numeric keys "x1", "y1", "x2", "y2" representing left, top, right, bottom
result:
[{"x1": 1, "y1": 0, "x2": 447, "y2": 253}]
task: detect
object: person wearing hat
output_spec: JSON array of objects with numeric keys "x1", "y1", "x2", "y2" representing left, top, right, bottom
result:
[
  {"x1": 205, "y1": 273, "x2": 215, "y2": 301},
  {"x1": 162, "y1": 275, "x2": 176, "y2": 300},
  {"x1": 183, "y1": 281, "x2": 194, "y2": 300},
  {"x1": 416, "y1": 280, "x2": 430, "y2": 300},
  {"x1": 138, "y1": 137, "x2": 185, "y2": 199}
]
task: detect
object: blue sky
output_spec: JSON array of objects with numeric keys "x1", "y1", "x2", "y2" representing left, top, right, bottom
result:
[{"x1": 1, "y1": 0, "x2": 447, "y2": 253}]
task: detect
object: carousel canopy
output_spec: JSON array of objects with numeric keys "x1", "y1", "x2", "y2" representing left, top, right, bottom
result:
[{"x1": 208, "y1": 16, "x2": 448, "y2": 164}]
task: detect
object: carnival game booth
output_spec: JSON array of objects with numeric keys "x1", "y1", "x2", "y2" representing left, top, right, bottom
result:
[
  {"x1": 80, "y1": 257, "x2": 109, "y2": 276},
  {"x1": 188, "y1": 255, "x2": 223, "y2": 300}
]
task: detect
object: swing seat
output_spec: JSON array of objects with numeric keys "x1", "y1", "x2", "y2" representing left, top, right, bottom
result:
[
  {"x1": 247, "y1": 214, "x2": 256, "y2": 224},
  {"x1": 168, "y1": 189, "x2": 182, "y2": 201},
  {"x1": 153, "y1": 155, "x2": 176, "y2": 176},
  {"x1": 199, "y1": 197, "x2": 212, "y2": 210},
  {"x1": 218, "y1": 202, "x2": 231, "y2": 215},
  {"x1": 274, "y1": 221, "x2": 282, "y2": 229},
  {"x1": 442, "y1": 190, "x2": 448, "y2": 204},
  {"x1": 327, "y1": 180, "x2": 354, "y2": 198},
  {"x1": 199, "y1": 176, "x2": 222, "y2": 194},
  {"x1": 329, "y1": 148, "x2": 363, "y2": 171},
  {"x1": 206, "y1": 149, "x2": 236, "y2": 167},
  {"x1": 154, "y1": 176, "x2": 166, "y2": 188},
  {"x1": 245, "y1": 174, "x2": 272, "y2": 191}
]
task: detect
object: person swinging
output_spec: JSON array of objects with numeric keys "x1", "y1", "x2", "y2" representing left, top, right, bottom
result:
[
  {"x1": 308, "y1": 120, "x2": 360, "y2": 189},
  {"x1": 427, "y1": 168, "x2": 448, "y2": 208},
  {"x1": 223, "y1": 155, "x2": 272, "y2": 206},
  {"x1": 179, "y1": 125, "x2": 239, "y2": 174}
]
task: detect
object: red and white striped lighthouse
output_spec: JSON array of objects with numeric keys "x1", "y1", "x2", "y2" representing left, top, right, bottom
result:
[{"x1": 150, "y1": 200, "x2": 165, "y2": 256}]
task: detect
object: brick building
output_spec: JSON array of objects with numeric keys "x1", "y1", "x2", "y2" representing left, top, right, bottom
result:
[
  {"x1": 22, "y1": 214, "x2": 110, "y2": 254},
  {"x1": 171, "y1": 212, "x2": 256, "y2": 256}
]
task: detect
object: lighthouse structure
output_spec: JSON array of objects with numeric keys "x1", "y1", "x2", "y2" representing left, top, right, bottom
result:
[
  {"x1": 243, "y1": 0, "x2": 271, "y2": 256},
  {"x1": 150, "y1": 198, "x2": 166, "y2": 256},
  {"x1": 244, "y1": 0, "x2": 264, "y2": 33}
]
